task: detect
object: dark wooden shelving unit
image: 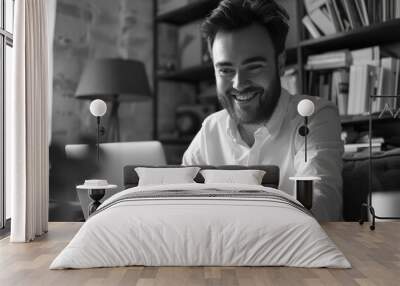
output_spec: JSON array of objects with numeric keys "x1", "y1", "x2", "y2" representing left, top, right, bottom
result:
[
  {"x1": 156, "y1": 0, "x2": 219, "y2": 25},
  {"x1": 154, "y1": 0, "x2": 301, "y2": 144},
  {"x1": 300, "y1": 19, "x2": 400, "y2": 55},
  {"x1": 153, "y1": 0, "x2": 400, "y2": 151},
  {"x1": 153, "y1": 0, "x2": 219, "y2": 144},
  {"x1": 157, "y1": 47, "x2": 298, "y2": 83},
  {"x1": 340, "y1": 114, "x2": 398, "y2": 126},
  {"x1": 158, "y1": 64, "x2": 214, "y2": 82},
  {"x1": 297, "y1": 18, "x2": 400, "y2": 128}
]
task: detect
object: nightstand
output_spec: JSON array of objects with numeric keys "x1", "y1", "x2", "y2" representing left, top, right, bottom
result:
[
  {"x1": 289, "y1": 176, "x2": 321, "y2": 210},
  {"x1": 77, "y1": 180, "x2": 117, "y2": 217}
]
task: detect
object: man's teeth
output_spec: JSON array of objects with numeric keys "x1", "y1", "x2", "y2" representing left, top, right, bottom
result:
[{"x1": 234, "y1": 91, "x2": 260, "y2": 101}]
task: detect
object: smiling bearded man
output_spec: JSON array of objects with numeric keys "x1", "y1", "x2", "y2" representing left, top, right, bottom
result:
[{"x1": 182, "y1": 0, "x2": 344, "y2": 221}]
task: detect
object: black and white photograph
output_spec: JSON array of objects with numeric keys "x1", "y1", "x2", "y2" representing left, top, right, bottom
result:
[{"x1": 1, "y1": 0, "x2": 400, "y2": 285}]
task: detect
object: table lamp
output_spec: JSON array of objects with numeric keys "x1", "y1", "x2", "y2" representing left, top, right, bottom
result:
[
  {"x1": 76, "y1": 58, "x2": 151, "y2": 142},
  {"x1": 89, "y1": 99, "x2": 107, "y2": 161}
]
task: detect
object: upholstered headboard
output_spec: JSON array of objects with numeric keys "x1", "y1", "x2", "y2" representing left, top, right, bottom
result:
[{"x1": 123, "y1": 165, "x2": 280, "y2": 189}]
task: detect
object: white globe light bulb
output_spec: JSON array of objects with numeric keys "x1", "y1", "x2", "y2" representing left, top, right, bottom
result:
[
  {"x1": 90, "y1": 99, "x2": 107, "y2": 117},
  {"x1": 297, "y1": 99, "x2": 315, "y2": 117}
]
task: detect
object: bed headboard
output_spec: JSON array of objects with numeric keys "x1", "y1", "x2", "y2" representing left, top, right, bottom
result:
[{"x1": 123, "y1": 165, "x2": 280, "y2": 189}]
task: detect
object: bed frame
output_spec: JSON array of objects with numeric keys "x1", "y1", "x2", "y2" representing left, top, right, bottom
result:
[{"x1": 123, "y1": 165, "x2": 280, "y2": 189}]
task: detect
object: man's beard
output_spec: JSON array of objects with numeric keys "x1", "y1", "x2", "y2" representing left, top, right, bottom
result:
[{"x1": 217, "y1": 74, "x2": 281, "y2": 125}]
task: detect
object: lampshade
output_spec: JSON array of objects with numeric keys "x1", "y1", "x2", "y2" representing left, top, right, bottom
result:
[{"x1": 75, "y1": 58, "x2": 151, "y2": 102}]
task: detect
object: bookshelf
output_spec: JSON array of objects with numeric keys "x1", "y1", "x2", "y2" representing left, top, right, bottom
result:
[
  {"x1": 153, "y1": 0, "x2": 299, "y2": 146},
  {"x1": 153, "y1": 0, "x2": 220, "y2": 146},
  {"x1": 158, "y1": 64, "x2": 214, "y2": 82},
  {"x1": 300, "y1": 18, "x2": 400, "y2": 53},
  {"x1": 340, "y1": 113, "x2": 399, "y2": 125},
  {"x1": 156, "y1": 0, "x2": 219, "y2": 25},
  {"x1": 157, "y1": 47, "x2": 298, "y2": 83},
  {"x1": 153, "y1": 0, "x2": 400, "y2": 149}
]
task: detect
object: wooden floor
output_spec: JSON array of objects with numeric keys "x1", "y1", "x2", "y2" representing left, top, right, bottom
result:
[{"x1": 0, "y1": 222, "x2": 399, "y2": 286}]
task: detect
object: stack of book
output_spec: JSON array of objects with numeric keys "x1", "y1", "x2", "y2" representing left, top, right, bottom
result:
[
  {"x1": 305, "y1": 50, "x2": 351, "y2": 70},
  {"x1": 348, "y1": 47, "x2": 399, "y2": 115},
  {"x1": 306, "y1": 49, "x2": 351, "y2": 115},
  {"x1": 302, "y1": 0, "x2": 400, "y2": 39},
  {"x1": 344, "y1": 137, "x2": 384, "y2": 153},
  {"x1": 306, "y1": 46, "x2": 400, "y2": 116}
]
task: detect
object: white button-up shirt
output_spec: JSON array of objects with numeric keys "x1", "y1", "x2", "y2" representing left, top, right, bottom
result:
[{"x1": 182, "y1": 89, "x2": 344, "y2": 221}]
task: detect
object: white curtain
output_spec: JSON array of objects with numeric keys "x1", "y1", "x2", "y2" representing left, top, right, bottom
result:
[
  {"x1": 47, "y1": 0, "x2": 56, "y2": 144},
  {"x1": 8, "y1": 0, "x2": 50, "y2": 242}
]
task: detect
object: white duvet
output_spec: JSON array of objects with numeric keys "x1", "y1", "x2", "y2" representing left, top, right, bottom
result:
[{"x1": 50, "y1": 183, "x2": 351, "y2": 269}]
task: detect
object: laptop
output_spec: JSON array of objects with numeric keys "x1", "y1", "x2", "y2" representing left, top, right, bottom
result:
[{"x1": 65, "y1": 141, "x2": 166, "y2": 219}]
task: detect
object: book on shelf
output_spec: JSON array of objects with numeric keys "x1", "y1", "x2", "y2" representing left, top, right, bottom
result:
[
  {"x1": 397, "y1": 0, "x2": 400, "y2": 19},
  {"x1": 306, "y1": 49, "x2": 351, "y2": 70},
  {"x1": 344, "y1": 136, "x2": 385, "y2": 153},
  {"x1": 307, "y1": 68, "x2": 347, "y2": 108},
  {"x1": 347, "y1": 64, "x2": 376, "y2": 115},
  {"x1": 341, "y1": 0, "x2": 363, "y2": 29},
  {"x1": 354, "y1": 0, "x2": 370, "y2": 26},
  {"x1": 302, "y1": 0, "x2": 400, "y2": 38},
  {"x1": 350, "y1": 47, "x2": 380, "y2": 115},
  {"x1": 374, "y1": 57, "x2": 399, "y2": 112},
  {"x1": 330, "y1": 0, "x2": 345, "y2": 31},
  {"x1": 332, "y1": 69, "x2": 349, "y2": 115},
  {"x1": 306, "y1": 46, "x2": 400, "y2": 117},
  {"x1": 382, "y1": 0, "x2": 389, "y2": 22},
  {"x1": 350, "y1": 46, "x2": 380, "y2": 66},
  {"x1": 304, "y1": 0, "x2": 338, "y2": 36},
  {"x1": 394, "y1": 59, "x2": 400, "y2": 109},
  {"x1": 360, "y1": 135, "x2": 385, "y2": 144},
  {"x1": 318, "y1": 73, "x2": 331, "y2": 101},
  {"x1": 373, "y1": 0, "x2": 381, "y2": 24},
  {"x1": 344, "y1": 142, "x2": 383, "y2": 153},
  {"x1": 326, "y1": 0, "x2": 341, "y2": 32},
  {"x1": 332, "y1": 0, "x2": 352, "y2": 31},
  {"x1": 302, "y1": 15, "x2": 322, "y2": 39}
]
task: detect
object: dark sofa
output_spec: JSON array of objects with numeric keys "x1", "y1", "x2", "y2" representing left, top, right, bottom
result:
[{"x1": 342, "y1": 148, "x2": 400, "y2": 221}]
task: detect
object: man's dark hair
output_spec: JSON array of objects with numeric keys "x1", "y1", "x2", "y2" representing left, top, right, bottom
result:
[{"x1": 201, "y1": 0, "x2": 290, "y2": 55}]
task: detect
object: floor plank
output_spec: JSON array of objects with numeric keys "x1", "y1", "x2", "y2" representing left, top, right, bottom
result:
[{"x1": 0, "y1": 222, "x2": 399, "y2": 286}]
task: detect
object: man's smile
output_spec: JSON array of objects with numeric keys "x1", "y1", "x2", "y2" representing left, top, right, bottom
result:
[{"x1": 230, "y1": 88, "x2": 263, "y2": 104}]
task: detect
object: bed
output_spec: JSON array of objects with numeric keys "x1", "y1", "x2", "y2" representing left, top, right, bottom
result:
[{"x1": 50, "y1": 165, "x2": 350, "y2": 269}]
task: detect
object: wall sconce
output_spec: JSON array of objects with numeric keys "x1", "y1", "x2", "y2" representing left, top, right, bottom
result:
[
  {"x1": 297, "y1": 99, "x2": 315, "y2": 162},
  {"x1": 89, "y1": 99, "x2": 107, "y2": 161},
  {"x1": 289, "y1": 99, "x2": 319, "y2": 211}
]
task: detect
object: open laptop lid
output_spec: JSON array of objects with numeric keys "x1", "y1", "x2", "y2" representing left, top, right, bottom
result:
[{"x1": 65, "y1": 141, "x2": 167, "y2": 187}]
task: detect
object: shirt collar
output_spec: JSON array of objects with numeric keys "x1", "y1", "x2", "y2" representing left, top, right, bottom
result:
[
  {"x1": 226, "y1": 89, "x2": 291, "y2": 140},
  {"x1": 264, "y1": 88, "x2": 290, "y2": 135}
]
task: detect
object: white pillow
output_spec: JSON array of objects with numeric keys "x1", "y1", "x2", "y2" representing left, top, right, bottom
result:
[
  {"x1": 200, "y1": 169, "x2": 266, "y2": 185},
  {"x1": 135, "y1": 167, "x2": 200, "y2": 186}
]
